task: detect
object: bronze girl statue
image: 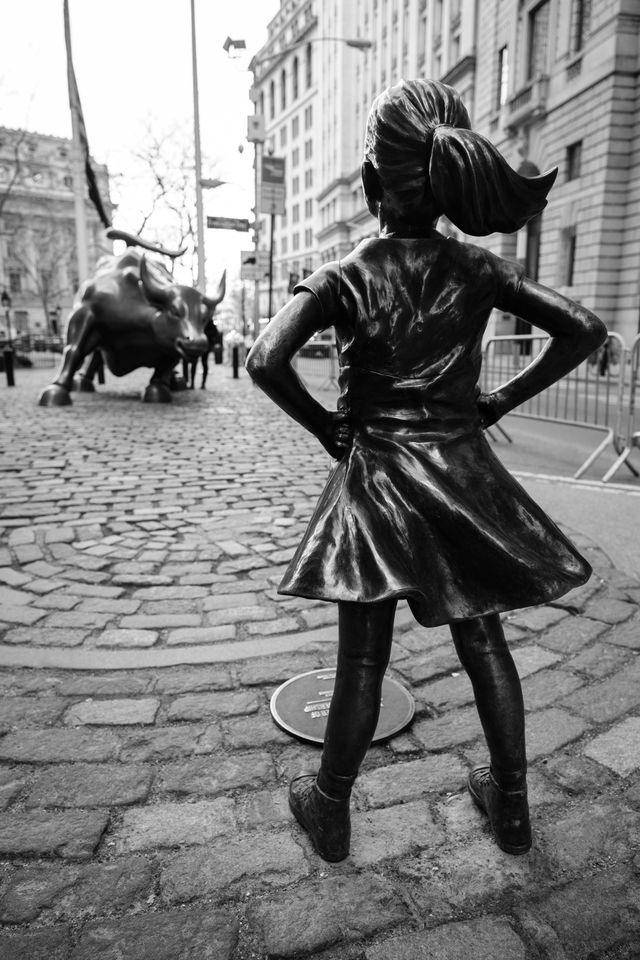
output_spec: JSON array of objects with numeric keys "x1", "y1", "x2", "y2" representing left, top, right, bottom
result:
[{"x1": 246, "y1": 79, "x2": 606, "y2": 861}]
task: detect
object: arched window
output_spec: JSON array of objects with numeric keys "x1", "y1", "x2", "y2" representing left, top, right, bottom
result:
[
  {"x1": 269, "y1": 81, "x2": 275, "y2": 119},
  {"x1": 305, "y1": 43, "x2": 312, "y2": 88},
  {"x1": 292, "y1": 56, "x2": 299, "y2": 99},
  {"x1": 280, "y1": 68, "x2": 287, "y2": 110}
]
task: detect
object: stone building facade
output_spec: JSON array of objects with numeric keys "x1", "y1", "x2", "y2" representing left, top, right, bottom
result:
[
  {"x1": 253, "y1": 0, "x2": 639, "y2": 341},
  {"x1": 0, "y1": 127, "x2": 112, "y2": 339}
]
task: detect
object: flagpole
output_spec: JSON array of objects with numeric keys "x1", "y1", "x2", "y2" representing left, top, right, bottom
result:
[
  {"x1": 63, "y1": 0, "x2": 89, "y2": 281},
  {"x1": 190, "y1": 0, "x2": 206, "y2": 293}
]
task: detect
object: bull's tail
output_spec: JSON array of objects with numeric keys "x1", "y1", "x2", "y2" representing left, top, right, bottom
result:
[{"x1": 106, "y1": 229, "x2": 187, "y2": 260}]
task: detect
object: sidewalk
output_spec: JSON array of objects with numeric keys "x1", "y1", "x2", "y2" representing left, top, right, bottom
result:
[{"x1": 1, "y1": 367, "x2": 640, "y2": 959}]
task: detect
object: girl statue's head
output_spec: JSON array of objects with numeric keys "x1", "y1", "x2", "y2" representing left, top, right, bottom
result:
[{"x1": 362, "y1": 78, "x2": 557, "y2": 236}]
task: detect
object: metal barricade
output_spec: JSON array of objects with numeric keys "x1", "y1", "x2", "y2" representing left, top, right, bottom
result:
[
  {"x1": 600, "y1": 332, "x2": 640, "y2": 483},
  {"x1": 15, "y1": 335, "x2": 64, "y2": 369},
  {"x1": 293, "y1": 342, "x2": 339, "y2": 390},
  {"x1": 482, "y1": 332, "x2": 628, "y2": 481}
]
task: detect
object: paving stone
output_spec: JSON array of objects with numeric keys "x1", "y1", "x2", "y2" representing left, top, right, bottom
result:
[
  {"x1": 64, "y1": 697, "x2": 160, "y2": 726},
  {"x1": 0, "y1": 567, "x2": 31, "y2": 586},
  {"x1": 560, "y1": 658, "x2": 640, "y2": 723},
  {"x1": 366, "y1": 916, "x2": 526, "y2": 960},
  {"x1": 0, "y1": 926, "x2": 70, "y2": 960},
  {"x1": 156, "y1": 752, "x2": 274, "y2": 796},
  {"x1": 88, "y1": 628, "x2": 158, "y2": 647},
  {"x1": 542, "y1": 753, "x2": 616, "y2": 795},
  {"x1": 413, "y1": 672, "x2": 474, "y2": 709},
  {"x1": 0, "y1": 767, "x2": 26, "y2": 809},
  {"x1": 166, "y1": 690, "x2": 261, "y2": 720},
  {"x1": 0, "y1": 808, "x2": 108, "y2": 859},
  {"x1": 605, "y1": 615, "x2": 640, "y2": 649},
  {"x1": 237, "y1": 651, "x2": 327, "y2": 686},
  {"x1": 71, "y1": 905, "x2": 238, "y2": 960},
  {"x1": 359, "y1": 755, "x2": 467, "y2": 807},
  {"x1": 26, "y1": 762, "x2": 153, "y2": 808},
  {"x1": 151, "y1": 665, "x2": 235, "y2": 694},
  {"x1": 57, "y1": 673, "x2": 154, "y2": 697},
  {"x1": 539, "y1": 801, "x2": 640, "y2": 871},
  {"x1": 412, "y1": 707, "x2": 482, "y2": 751},
  {"x1": 511, "y1": 644, "x2": 562, "y2": 677},
  {"x1": 162, "y1": 830, "x2": 308, "y2": 903},
  {"x1": 0, "y1": 728, "x2": 120, "y2": 763},
  {"x1": 0, "y1": 856, "x2": 153, "y2": 923},
  {"x1": 165, "y1": 624, "x2": 236, "y2": 645},
  {"x1": 235, "y1": 788, "x2": 291, "y2": 829},
  {"x1": 582, "y1": 598, "x2": 636, "y2": 624},
  {"x1": 202, "y1": 591, "x2": 259, "y2": 609},
  {"x1": 537, "y1": 615, "x2": 608, "y2": 653},
  {"x1": 0, "y1": 605, "x2": 47, "y2": 625},
  {"x1": 114, "y1": 797, "x2": 236, "y2": 852},
  {"x1": 248, "y1": 874, "x2": 409, "y2": 957},
  {"x1": 394, "y1": 645, "x2": 461, "y2": 684},
  {"x1": 526, "y1": 708, "x2": 590, "y2": 760},
  {"x1": 563, "y1": 640, "x2": 634, "y2": 680},
  {"x1": 120, "y1": 613, "x2": 202, "y2": 629},
  {"x1": 583, "y1": 717, "x2": 640, "y2": 776},
  {"x1": 0, "y1": 695, "x2": 63, "y2": 729},
  {"x1": 519, "y1": 866, "x2": 640, "y2": 960},
  {"x1": 348, "y1": 799, "x2": 442, "y2": 867},
  {"x1": 521, "y1": 669, "x2": 584, "y2": 710},
  {"x1": 0, "y1": 583, "x2": 33, "y2": 607},
  {"x1": 3, "y1": 625, "x2": 88, "y2": 646},
  {"x1": 32, "y1": 593, "x2": 82, "y2": 610}
]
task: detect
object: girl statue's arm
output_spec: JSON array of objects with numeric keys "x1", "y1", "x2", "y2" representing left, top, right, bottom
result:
[
  {"x1": 246, "y1": 292, "x2": 352, "y2": 459},
  {"x1": 477, "y1": 278, "x2": 608, "y2": 428}
]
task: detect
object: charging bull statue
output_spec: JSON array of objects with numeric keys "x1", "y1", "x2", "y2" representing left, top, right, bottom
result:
[{"x1": 38, "y1": 230, "x2": 226, "y2": 406}]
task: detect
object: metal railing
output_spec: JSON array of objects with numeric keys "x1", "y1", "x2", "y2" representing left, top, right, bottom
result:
[
  {"x1": 481, "y1": 333, "x2": 630, "y2": 481},
  {"x1": 600, "y1": 332, "x2": 640, "y2": 483},
  {"x1": 292, "y1": 343, "x2": 339, "y2": 390}
]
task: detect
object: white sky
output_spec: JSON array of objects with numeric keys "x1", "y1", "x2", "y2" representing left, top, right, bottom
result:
[{"x1": 2, "y1": 0, "x2": 281, "y2": 292}]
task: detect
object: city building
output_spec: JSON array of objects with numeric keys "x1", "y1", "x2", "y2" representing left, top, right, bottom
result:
[
  {"x1": 0, "y1": 127, "x2": 112, "y2": 339},
  {"x1": 252, "y1": 0, "x2": 640, "y2": 342}
]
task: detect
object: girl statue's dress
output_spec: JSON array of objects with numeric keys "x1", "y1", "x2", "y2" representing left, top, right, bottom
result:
[
  {"x1": 247, "y1": 78, "x2": 607, "y2": 864},
  {"x1": 280, "y1": 236, "x2": 589, "y2": 623}
]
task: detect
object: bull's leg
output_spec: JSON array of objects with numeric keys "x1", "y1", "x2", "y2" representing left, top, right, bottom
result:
[
  {"x1": 144, "y1": 365, "x2": 174, "y2": 403},
  {"x1": 169, "y1": 365, "x2": 188, "y2": 392},
  {"x1": 72, "y1": 350, "x2": 103, "y2": 392},
  {"x1": 39, "y1": 308, "x2": 100, "y2": 407}
]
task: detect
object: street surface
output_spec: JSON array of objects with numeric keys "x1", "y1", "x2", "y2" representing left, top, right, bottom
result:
[{"x1": 0, "y1": 364, "x2": 639, "y2": 959}]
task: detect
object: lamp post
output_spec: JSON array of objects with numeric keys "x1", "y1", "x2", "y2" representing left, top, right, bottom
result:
[
  {"x1": 1, "y1": 290, "x2": 15, "y2": 387},
  {"x1": 224, "y1": 35, "x2": 371, "y2": 339}
]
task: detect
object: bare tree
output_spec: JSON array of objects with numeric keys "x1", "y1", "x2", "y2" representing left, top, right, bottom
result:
[
  {"x1": 0, "y1": 127, "x2": 29, "y2": 221},
  {"x1": 8, "y1": 220, "x2": 76, "y2": 333}
]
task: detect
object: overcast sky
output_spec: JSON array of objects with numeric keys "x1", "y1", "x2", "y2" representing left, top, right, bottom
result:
[{"x1": 3, "y1": 0, "x2": 280, "y2": 289}]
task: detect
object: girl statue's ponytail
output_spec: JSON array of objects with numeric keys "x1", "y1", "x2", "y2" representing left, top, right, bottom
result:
[
  {"x1": 429, "y1": 126, "x2": 557, "y2": 235},
  {"x1": 364, "y1": 79, "x2": 557, "y2": 237}
]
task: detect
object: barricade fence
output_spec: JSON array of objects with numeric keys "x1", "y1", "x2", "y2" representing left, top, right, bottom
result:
[
  {"x1": 3, "y1": 334, "x2": 64, "y2": 369},
  {"x1": 602, "y1": 332, "x2": 640, "y2": 483},
  {"x1": 292, "y1": 342, "x2": 339, "y2": 390}
]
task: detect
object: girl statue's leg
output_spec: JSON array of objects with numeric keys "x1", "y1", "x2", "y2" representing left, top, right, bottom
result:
[
  {"x1": 289, "y1": 598, "x2": 396, "y2": 861},
  {"x1": 450, "y1": 613, "x2": 531, "y2": 854}
]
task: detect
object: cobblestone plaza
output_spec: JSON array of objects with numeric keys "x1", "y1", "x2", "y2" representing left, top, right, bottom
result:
[{"x1": 0, "y1": 367, "x2": 639, "y2": 958}]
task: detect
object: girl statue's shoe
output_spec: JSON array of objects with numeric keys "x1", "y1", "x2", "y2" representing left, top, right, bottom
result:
[
  {"x1": 288, "y1": 773, "x2": 351, "y2": 862},
  {"x1": 468, "y1": 765, "x2": 532, "y2": 855}
]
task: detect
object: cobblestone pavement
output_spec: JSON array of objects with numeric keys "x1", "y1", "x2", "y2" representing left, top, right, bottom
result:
[{"x1": 1, "y1": 367, "x2": 640, "y2": 959}]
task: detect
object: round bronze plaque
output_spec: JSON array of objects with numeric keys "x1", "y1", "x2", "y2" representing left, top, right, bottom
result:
[{"x1": 270, "y1": 668, "x2": 415, "y2": 745}]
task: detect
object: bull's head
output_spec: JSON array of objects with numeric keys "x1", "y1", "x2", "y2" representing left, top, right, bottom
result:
[{"x1": 139, "y1": 256, "x2": 226, "y2": 360}]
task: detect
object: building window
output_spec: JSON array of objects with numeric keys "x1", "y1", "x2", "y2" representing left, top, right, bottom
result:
[
  {"x1": 304, "y1": 139, "x2": 313, "y2": 160},
  {"x1": 63, "y1": 175, "x2": 73, "y2": 188},
  {"x1": 281, "y1": 236, "x2": 288, "y2": 254},
  {"x1": 304, "y1": 104, "x2": 313, "y2": 129},
  {"x1": 292, "y1": 203, "x2": 300, "y2": 224},
  {"x1": 304, "y1": 198, "x2": 313, "y2": 218},
  {"x1": 305, "y1": 228, "x2": 313, "y2": 247},
  {"x1": 305, "y1": 43, "x2": 312, "y2": 88},
  {"x1": 292, "y1": 148, "x2": 300, "y2": 168},
  {"x1": 292, "y1": 232, "x2": 300, "y2": 251},
  {"x1": 292, "y1": 176, "x2": 300, "y2": 195},
  {"x1": 566, "y1": 141, "x2": 582, "y2": 180},
  {"x1": 571, "y1": 0, "x2": 591, "y2": 52},
  {"x1": 304, "y1": 169, "x2": 313, "y2": 188},
  {"x1": 292, "y1": 116, "x2": 299, "y2": 138},
  {"x1": 259, "y1": 92, "x2": 265, "y2": 117},
  {"x1": 528, "y1": 0, "x2": 550, "y2": 80},
  {"x1": 269, "y1": 81, "x2": 275, "y2": 119},
  {"x1": 497, "y1": 46, "x2": 509, "y2": 108},
  {"x1": 280, "y1": 125, "x2": 287, "y2": 147},
  {"x1": 8, "y1": 270, "x2": 22, "y2": 294},
  {"x1": 292, "y1": 56, "x2": 299, "y2": 99},
  {"x1": 280, "y1": 68, "x2": 287, "y2": 110},
  {"x1": 561, "y1": 227, "x2": 577, "y2": 286}
]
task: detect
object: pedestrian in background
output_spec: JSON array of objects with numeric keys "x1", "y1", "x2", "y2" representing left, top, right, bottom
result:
[{"x1": 247, "y1": 79, "x2": 607, "y2": 862}]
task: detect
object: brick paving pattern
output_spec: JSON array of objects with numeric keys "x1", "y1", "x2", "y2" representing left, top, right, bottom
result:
[{"x1": 0, "y1": 368, "x2": 639, "y2": 958}]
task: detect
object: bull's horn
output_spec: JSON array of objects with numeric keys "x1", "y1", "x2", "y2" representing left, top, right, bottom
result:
[
  {"x1": 203, "y1": 270, "x2": 227, "y2": 311},
  {"x1": 107, "y1": 228, "x2": 187, "y2": 259},
  {"x1": 139, "y1": 255, "x2": 173, "y2": 306}
]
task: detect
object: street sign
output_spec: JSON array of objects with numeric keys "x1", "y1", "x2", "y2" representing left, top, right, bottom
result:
[
  {"x1": 206, "y1": 216, "x2": 250, "y2": 231},
  {"x1": 260, "y1": 156, "x2": 285, "y2": 215},
  {"x1": 240, "y1": 250, "x2": 270, "y2": 282}
]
